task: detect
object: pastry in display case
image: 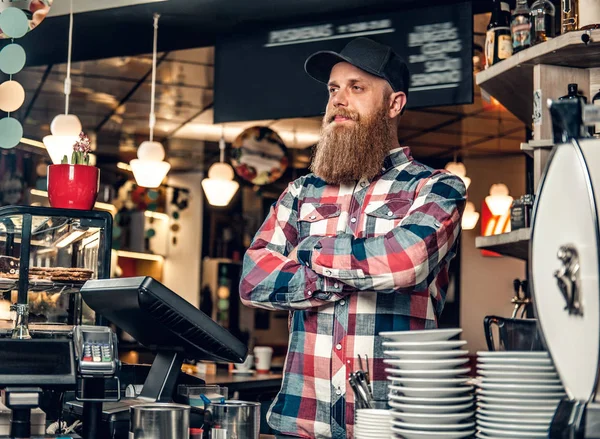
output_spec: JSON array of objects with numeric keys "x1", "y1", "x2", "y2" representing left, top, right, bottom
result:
[{"x1": 0, "y1": 206, "x2": 112, "y2": 339}]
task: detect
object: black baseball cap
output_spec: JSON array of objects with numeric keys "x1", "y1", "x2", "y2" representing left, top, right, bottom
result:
[{"x1": 304, "y1": 37, "x2": 411, "y2": 100}]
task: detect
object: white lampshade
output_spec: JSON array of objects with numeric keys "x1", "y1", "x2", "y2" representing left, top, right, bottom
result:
[
  {"x1": 0, "y1": 80, "x2": 25, "y2": 112},
  {"x1": 202, "y1": 162, "x2": 239, "y2": 206},
  {"x1": 130, "y1": 159, "x2": 170, "y2": 188},
  {"x1": 130, "y1": 140, "x2": 170, "y2": 188},
  {"x1": 461, "y1": 201, "x2": 480, "y2": 230},
  {"x1": 485, "y1": 183, "x2": 514, "y2": 216},
  {"x1": 50, "y1": 114, "x2": 82, "y2": 136},
  {"x1": 43, "y1": 134, "x2": 78, "y2": 164},
  {"x1": 445, "y1": 161, "x2": 471, "y2": 190}
]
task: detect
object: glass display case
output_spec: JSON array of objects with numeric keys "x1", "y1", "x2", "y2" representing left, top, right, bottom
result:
[{"x1": 0, "y1": 206, "x2": 112, "y2": 338}]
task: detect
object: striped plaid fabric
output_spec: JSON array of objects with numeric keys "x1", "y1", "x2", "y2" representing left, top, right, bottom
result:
[{"x1": 240, "y1": 147, "x2": 466, "y2": 439}]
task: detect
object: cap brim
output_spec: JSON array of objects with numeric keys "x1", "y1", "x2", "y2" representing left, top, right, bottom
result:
[{"x1": 304, "y1": 51, "x2": 352, "y2": 84}]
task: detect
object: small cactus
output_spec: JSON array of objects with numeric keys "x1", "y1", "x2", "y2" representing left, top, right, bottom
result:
[{"x1": 69, "y1": 132, "x2": 92, "y2": 165}]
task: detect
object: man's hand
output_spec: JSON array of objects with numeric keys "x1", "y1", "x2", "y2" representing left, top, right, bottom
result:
[{"x1": 288, "y1": 247, "x2": 299, "y2": 263}]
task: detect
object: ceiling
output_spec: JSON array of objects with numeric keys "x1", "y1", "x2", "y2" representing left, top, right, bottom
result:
[{"x1": 3, "y1": 5, "x2": 525, "y2": 175}]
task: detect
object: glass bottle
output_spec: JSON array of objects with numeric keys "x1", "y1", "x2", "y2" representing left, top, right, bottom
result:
[
  {"x1": 485, "y1": 0, "x2": 513, "y2": 68},
  {"x1": 531, "y1": 0, "x2": 557, "y2": 44},
  {"x1": 512, "y1": 0, "x2": 532, "y2": 52},
  {"x1": 561, "y1": 0, "x2": 579, "y2": 33},
  {"x1": 592, "y1": 89, "x2": 600, "y2": 138}
]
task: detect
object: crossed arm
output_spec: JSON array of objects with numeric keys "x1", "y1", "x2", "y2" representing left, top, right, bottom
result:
[{"x1": 239, "y1": 172, "x2": 466, "y2": 310}]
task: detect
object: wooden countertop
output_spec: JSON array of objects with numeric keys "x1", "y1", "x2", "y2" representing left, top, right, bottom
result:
[{"x1": 186, "y1": 370, "x2": 283, "y2": 392}]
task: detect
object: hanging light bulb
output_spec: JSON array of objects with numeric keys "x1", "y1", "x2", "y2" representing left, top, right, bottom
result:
[
  {"x1": 444, "y1": 161, "x2": 471, "y2": 190},
  {"x1": 130, "y1": 14, "x2": 170, "y2": 188},
  {"x1": 485, "y1": 183, "x2": 514, "y2": 216},
  {"x1": 201, "y1": 134, "x2": 239, "y2": 206},
  {"x1": 461, "y1": 201, "x2": 480, "y2": 230},
  {"x1": 43, "y1": 0, "x2": 82, "y2": 164}
]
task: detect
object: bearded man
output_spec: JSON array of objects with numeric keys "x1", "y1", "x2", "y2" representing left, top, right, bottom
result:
[{"x1": 240, "y1": 37, "x2": 466, "y2": 439}]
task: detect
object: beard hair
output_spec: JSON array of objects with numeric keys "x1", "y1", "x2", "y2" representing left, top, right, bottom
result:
[{"x1": 310, "y1": 103, "x2": 395, "y2": 185}]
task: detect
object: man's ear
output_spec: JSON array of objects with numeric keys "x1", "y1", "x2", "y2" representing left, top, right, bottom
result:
[{"x1": 388, "y1": 91, "x2": 407, "y2": 119}]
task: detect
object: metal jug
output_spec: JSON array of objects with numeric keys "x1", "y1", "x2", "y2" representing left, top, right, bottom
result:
[
  {"x1": 129, "y1": 403, "x2": 190, "y2": 439},
  {"x1": 207, "y1": 400, "x2": 260, "y2": 439}
]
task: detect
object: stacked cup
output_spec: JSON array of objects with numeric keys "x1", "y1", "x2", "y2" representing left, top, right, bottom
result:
[{"x1": 354, "y1": 408, "x2": 391, "y2": 439}]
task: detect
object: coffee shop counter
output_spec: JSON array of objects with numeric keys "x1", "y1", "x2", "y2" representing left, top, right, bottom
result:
[{"x1": 196, "y1": 370, "x2": 283, "y2": 394}]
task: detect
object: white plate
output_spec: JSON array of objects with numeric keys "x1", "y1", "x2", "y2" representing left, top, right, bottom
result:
[
  {"x1": 388, "y1": 393, "x2": 473, "y2": 405},
  {"x1": 477, "y1": 408, "x2": 555, "y2": 419},
  {"x1": 388, "y1": 376, "x2": 471, "y2": 387},
  {"x1": 477, "y1": 418, "x2": 549, "y2": 431},
  {"x1": 478, "y1": 382, "x2": 564, "y2": 393},
  {"x1": 477, "y1": 357, "x2": 552, "y2": 366},
  {"x1": 477, "y1": 395, "x2": 562, "y2": 406},
  {"x1": 476, "y1": 413, "x2": 551, "y2": 425},
  {"x1": 356, "y1": 408, "x2": 391, "y2": 417},
  {"x1": 388, "y1": 400, "x2": 473, "y2": 413},
  {"x1": 478, "y1": 425, "x2": 547, "y2": 437},
  {"x1": 354, "y1": 429, "x2": 390, "y2": 438},
  {"x1": 477, "y1": 363, "x2": 556, "y2": 372},
  {"x1": 477, "y1": 389, "x2": 566, "y2": 399},
  {"x1": 477, "y1": 369, "x2": 559, "y2": 380},
  {"x1": 386, "y1": 367, "x2": 471, "y2": 377},
  {"x1": 390, "y1": 426, "x2": 475, "y2": 438},
  {"x1": 392, "y1": 420, "x2": 475, "y2": 431},
  {"x1": 477, "y1": 351, "x2": 549, "y2": 358},
  {"x1": 385, "y1": 349, "x2": 469, "y2": 359},
  {"x1": 389, "y1": 384, "x2": 474, "y2": 398},
  {"x1": 384, "y1": 358, "x2": 469, "y2": 370},
  {"x1": 380, "y1": 328, "x2": 462, "y2": 342},
  {"x1": 391, "y1": 411, "x2": 474, "y2": 424},
  {"x1": 479, "y1": 376, "x2": 561, "y2": 385},
  {"x1": 477, "y1": 401, "x2": 559, "y2": 411},
  {"x1": 383, "y1": 340, "x2": 467, "y2": 351}
]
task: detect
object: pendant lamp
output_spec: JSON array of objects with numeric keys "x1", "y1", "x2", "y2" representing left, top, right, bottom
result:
[
  {"x1": 43, "y1": 0, "x2": 82, "y2": 164},
  {"x1": 444, "y1": 161, "x2": 471, "y2": 190},
  {"x1": 130, "y1": 13, "x2": 170, "y2": 188},
  {"x1": 485, "y1": 183, "x2": 514, "y2": 216},
  {"x1": 201, "y1": 134, "x2": 239, "y2": 207}
]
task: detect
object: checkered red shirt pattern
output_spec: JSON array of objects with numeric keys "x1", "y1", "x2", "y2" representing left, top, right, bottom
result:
[{"x1": 240, "y1": 147, "x2": 466, "y2": 438}]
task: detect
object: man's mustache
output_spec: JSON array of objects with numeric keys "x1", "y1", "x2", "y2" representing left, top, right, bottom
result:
[{"x1": 326, "y1": 108, "x2": 359, "y2": 123}]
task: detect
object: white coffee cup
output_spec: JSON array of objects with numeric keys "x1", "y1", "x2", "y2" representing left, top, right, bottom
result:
[
  {"x1": 253, "y1": 346, "x2": 273, "y2": 373},
  {"x1": 235, "y1": 354, "x2": 254, "y2": 371}
]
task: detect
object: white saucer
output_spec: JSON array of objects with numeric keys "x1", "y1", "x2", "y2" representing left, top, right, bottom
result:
[
  {"x1": 385, "y1": 349, "x2": 469, "y2": 359},
  {"x1": 383, "y1": 340, "x2": 467, "y2": 351},
  {"x1": 388, "y1": 400, "x2": 474, "y2": 413},
  {"x1": 231, "y1": 369, "x2": 254, "y2": 375},
  {"x1": 384, "y1": 358, "x2": 469, "y2": 370},
  {"x1": 478, "y1": 425, "x2": 547, "y2": 438},
  {"x1": 390, "y1": 426, "x2": 475, "y2": 438},
  {"x1": 392, "y1": 420, "x2": 475, "y2": 431},
  {"x1": 477, "y1": 351, "x2": 549, "y2": 358},
  {"x1": 477, "y1": 418, "x2": 550, "y2": 431},
  {"x1": 391, "y1": 411, "x2": 474, "y2": 424},
  {"x1": 388, "y1": 393, "x2": 473, "y2": 405},
  {"x1": 478, "y1": 382, "x2": 564, "y2": 393},
  {"x1": 386, "y1": 367, "x2": 471, "y2": 377},
  {"x1": 380, "y1": 328, "x2": 462, "y2": 342},
  {"x1": 477, "y1": 389, "x2": 566, "y2": 399},
  {"x1": 477, "y1": 357, "x2": 552, "y2": 365},
  {"x1": 479, "y1": 376, "x2": 561, "y2": 385},
  {"x1": 476, "y1": 413, "x2": 551, "y2": 425},
  {"x1": 477, "y1": 395, "x2": 562, "y2": 406},
  {"x1": 477, "y1": 363, "x2": 556, "y2": 372},
  {"x1": 389, "y1": 384, "x2": 474, "y2": 397},
  {"x1": 477, "y1": 401, "x2": 559, "y2": 411},
  {"x1": 477, "y1": 408, "x2": 555, "y2": 419},
  {"x1": 388, "y1": 376, "x2": 471, "y2": 387}
]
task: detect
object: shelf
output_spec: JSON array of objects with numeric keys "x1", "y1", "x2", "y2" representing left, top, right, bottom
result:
[
  {"x1": 0, "y1": 278, "x2": 86, "y2": 294},
  {"x1": 115, "y1": 250, "x2": 165, "y2": 262},
  {"x1": 520, "y1": 139, "x2": 555, "y2": 157},
  {"x1": 475, "y1": 228, "x2": 531, "y2": 260},
  {"x1": 476, "y1": 29, "x2": 600, "y2": 126}
]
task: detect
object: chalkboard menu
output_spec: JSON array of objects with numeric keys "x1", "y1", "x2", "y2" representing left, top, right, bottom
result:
[{"x1": 214, "y1": 2, "x2": 473, "y2": 123}]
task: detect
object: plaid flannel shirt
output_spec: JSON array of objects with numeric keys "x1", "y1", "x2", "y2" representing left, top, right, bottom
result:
[{"x1": 240, "y1": 147, "x2": 466, "y2": 439}]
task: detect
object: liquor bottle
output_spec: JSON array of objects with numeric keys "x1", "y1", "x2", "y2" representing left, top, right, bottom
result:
[
  {"x1": 561, "y1": 0, "x2": 579, "y2": 33},
  {"x1": 592, "y1": 89, "x2": 600, "y2": 138},
  {"x1": 512, "y1": 0, "x2": 532, "y2": 53},
  {"x1": 559, "y1": 83, "x2": 587, "y2": 104},
  {"x1": 531, "y1": 0, "x2": 557, "y2": 44},
  {"x1": 485, "y1": 0, "x2": 513, "y2": 68}
]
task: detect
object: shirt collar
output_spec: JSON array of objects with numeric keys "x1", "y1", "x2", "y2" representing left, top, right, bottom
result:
[{"x1": 382, "y1": 146, "x2": 413, "y2": 172}]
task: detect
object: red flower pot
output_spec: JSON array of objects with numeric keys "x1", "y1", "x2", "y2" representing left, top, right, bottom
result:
[{"x1": 47, "y1": 164, "x2": 100, "y2": 210}]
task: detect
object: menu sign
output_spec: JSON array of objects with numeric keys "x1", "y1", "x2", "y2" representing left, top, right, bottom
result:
[{"x1": 214, "y1": 2, "x2": 472, "y2": 123}]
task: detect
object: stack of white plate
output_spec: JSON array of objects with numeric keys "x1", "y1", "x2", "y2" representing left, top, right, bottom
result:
[
  {"x1": 475, "y1": 351, "x2": 565, "y2": 438},
  {"x1": 382, "y1": 328, "x2": 475, "y2": 439},
  {"x1": 354, "y1": 408, "x2": 392, "y2": 439}
]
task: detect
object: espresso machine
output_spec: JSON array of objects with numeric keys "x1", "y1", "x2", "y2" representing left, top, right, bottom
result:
[{"x1": 530, "y1": 98, "x2": 600, "y2": 437}]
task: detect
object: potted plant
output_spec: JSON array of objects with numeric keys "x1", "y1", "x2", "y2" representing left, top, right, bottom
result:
[{"x1": 47, "y1": 132, "x2": 99, "y2": 210}]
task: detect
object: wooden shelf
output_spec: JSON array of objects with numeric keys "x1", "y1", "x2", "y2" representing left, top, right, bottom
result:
[
  {"x1": 520, "y1": 139, "x2": 554, "y2": 158},
  {"x1": 476, "y1": 29, "x2": 600, "y2": 126},
  {"x1": 475, "y1": 228, "x2": 531, "y2": 260}
]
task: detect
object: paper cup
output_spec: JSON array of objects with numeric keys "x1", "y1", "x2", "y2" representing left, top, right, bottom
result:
[{"x1": 254, "y1": 346, "x2": 273, "y2": 373}]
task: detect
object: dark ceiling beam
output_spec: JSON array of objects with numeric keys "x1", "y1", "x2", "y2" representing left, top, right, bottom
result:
[
  {"x1": 164, "y1": 102, "x2": 214, "y2": 140},
  {"x1": 94, "y1": 52, "x2": 170, "y2": 133},
  {"x1": 21, "y1": 64, "x2": 53, "y2": 124}
]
